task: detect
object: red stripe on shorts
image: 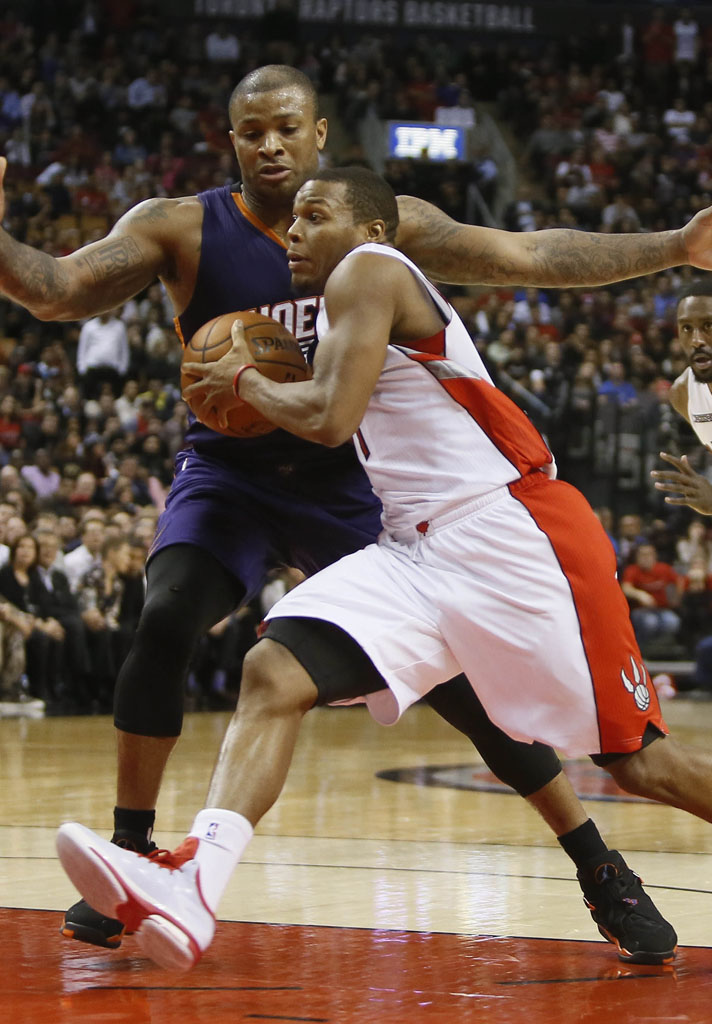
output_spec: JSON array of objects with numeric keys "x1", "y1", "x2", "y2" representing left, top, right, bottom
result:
[{"x1": 509, "y1": 472, "x2": 668, "y2": 755}]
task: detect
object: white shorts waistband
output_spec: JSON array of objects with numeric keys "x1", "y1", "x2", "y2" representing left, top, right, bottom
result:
[{"x1": 386, "y1": 485, "x2": 511, "y2": 542}]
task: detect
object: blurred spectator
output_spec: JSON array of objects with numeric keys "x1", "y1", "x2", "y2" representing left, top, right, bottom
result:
[
  {"x1": 664, "y1": 97, "x2": 696, "y2": 141},
  {"x1": 673, "y1": 8, "x2": 700, "y2": 70},
  {"x1": 0, "y1": 533, "x2": 65, "y2": 706},
  {"x1": 594, "y1": 506, "x2": 619, "y2": 558},
  {"x1": 127, "y1": 66, "x2": 166, "y2": 113},
  {"x1": 64, "y1": 517, "x2": 106, "y2": 592},
  {"x1": 677, "y1": 559, "x2": 712, "y2": 651},
  {"x1": 0, "y1": 601, "x2": 37, "y2": 714},
  {"x1": 76, "y1": 309, "x2": 129, "y2": 399},
  {"x1": 20, "y1": 448, "x2": 61, "y2": 500},
  {"x1": 616, "y1": 514, "x2": 648, "y2": 569},
  {"x1": 77, "y1": 535, "x2": 132, "y2": 712},
  {"x1": 205, "y1": 21, "x2": 240, "y2": 63},
  {"x1": 601, "y1": 194, "x2": 640, "y2": 232},
  {"x1": 621, "y1": 542, "x2": 682, "y2": 653},
  {"x1": 598, "y1": 361, "x2": 638, "y2": 406},
  {"x1": 675, "y1": 519, "x2": 712, "y2": 574},
  {"x1": 0, "y1": 395, "x2": 23, "y2": 455},
  {"x1": 113, "y1": 126, "x2": 147, "y2": 168},
  {"x1": 187, "y1": 607, "x2": 258, "y2": 711},
  {"x1": 69, "y1": 470, "x2": 102, "y2": 508},
  {"x1": 34, "y1": 528, "x2": 91, "y2": 712},
  {"x1": 434, "y1": 88, "x2": 476, "y2": 129},
  {"x1": 115, "y1": 378, "x2": 141, "y2": 431},
  {"x1": 641, "y1": 6, "x2": 674, "y2": 99}
]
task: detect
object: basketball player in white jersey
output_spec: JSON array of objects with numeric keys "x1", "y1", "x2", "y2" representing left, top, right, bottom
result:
[
  {"x1": 57, "y1": 168, "x2": 712, "y2": 972},
  {"x1": 652, "y1": 278, "x2": 712, "y2": 514}
]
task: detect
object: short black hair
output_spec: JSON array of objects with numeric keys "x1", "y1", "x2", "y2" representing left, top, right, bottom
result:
[
  {"x1": 229, "y1": 65, "x2": 319, "y2": 124},
  {"x1": 311, "y1": 166, "x2": 399, "y2": 242},
  {"x1": 677, "y1": 277, "x2": 712, "y2": 304}
]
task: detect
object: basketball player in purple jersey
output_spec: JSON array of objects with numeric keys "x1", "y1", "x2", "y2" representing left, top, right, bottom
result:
[{"x1": 3, "y1": 63, "x2": 705, "y2": 958}]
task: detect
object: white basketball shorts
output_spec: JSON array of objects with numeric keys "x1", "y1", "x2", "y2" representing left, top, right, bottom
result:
[{"x1": 266, "y1": 473, "x2": 667, "y2": 757}]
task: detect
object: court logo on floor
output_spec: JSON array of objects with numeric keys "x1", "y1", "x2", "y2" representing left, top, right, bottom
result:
[{"x1": 376, "y1": 761, "x2": 653, "y2": 802}]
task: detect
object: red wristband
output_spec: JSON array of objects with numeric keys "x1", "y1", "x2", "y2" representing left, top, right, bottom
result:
[{"x1": 233, "y1": 363, "x2": 258, "y2": 397}]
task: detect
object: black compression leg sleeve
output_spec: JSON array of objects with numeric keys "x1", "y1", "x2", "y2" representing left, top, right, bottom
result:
[
  {"x1": 423, "y1": 674, "x2": 563, "y2": 797},
  {"x1": 113, "y1": 544, "x2": 245, "y2": 737}
]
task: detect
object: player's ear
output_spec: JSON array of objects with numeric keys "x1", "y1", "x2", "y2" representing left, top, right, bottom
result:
[
  {"x1": 316, "y1": 118, "x2": 327, "y2": 151},
  {"x1": 366, "y1": 219, "x2": 387, "y2": 243}
]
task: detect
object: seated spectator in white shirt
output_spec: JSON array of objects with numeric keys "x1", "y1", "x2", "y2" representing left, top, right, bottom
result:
[{"x1": 63, "y1": 518, "x2": 106, "y2": 593}]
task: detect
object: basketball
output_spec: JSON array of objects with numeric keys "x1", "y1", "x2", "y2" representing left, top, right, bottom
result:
[{"x1": 181, "y1": 310, "x2": 311, "y2": 437}]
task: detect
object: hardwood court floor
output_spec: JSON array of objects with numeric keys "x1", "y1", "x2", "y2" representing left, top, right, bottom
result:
[{"x1": 2, "y1": 697, "x2": 712, "y2": 1022}]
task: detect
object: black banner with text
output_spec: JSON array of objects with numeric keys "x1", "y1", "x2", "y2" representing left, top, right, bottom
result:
[{"x1": 180, "y1": 1, "x2": 712, "y2": 37}]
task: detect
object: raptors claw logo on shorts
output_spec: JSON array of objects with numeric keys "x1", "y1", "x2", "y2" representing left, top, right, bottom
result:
[{"x1": 620, "y1": 656, "x2": 651, "y2": 711}]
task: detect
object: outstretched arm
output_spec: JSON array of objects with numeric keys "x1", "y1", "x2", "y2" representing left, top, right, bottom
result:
[
  {"x1": 0, "y1": 156, "x2": 185, "y2": 320},
  {"x1": 395, "y1": 195, "x2": 701, "y2": 287},
  {"x1": 184, "y1": 253, "x2": 398, "y2": 445}
]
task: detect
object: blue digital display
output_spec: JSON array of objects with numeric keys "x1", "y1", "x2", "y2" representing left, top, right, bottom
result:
[{"x1": 387, "y1": 122, "x2": 466, "y2": 161}]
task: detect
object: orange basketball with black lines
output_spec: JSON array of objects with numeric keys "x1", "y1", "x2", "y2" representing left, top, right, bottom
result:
[{"x1": 181, "y1": 310, "x2": 311, "y2": 438}]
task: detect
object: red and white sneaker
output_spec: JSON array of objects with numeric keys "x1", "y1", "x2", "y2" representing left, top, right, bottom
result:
[{"x1": 56, "y1": 822, "x2": 215, "y2": 971}]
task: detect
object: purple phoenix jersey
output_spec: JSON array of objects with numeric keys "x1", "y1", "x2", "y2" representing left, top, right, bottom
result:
[{"x1": 150, "y1": 184, "x2": 382, "y2": 600}]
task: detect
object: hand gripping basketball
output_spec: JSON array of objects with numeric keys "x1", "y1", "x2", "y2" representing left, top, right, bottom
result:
[{"x1": 181, "y1": 310, "x2": 310, "y2": 437}]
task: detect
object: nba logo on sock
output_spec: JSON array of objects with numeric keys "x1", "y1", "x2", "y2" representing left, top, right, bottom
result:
[{"x1": 206, "y1": 821, "x2": 219, "y2": 840}]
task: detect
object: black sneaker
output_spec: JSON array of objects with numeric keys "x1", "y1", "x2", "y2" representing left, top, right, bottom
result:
[
  {"x1": 60, "y1": 898, "x2": 127, "y2": 948},
  {"x1": 60, "y1": 830, "x2": 156, "y2": 948},
  {"x1": 577, "y1": 850, "x2": 678, "y2": 964}
]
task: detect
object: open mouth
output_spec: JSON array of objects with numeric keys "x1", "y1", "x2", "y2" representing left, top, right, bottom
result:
[
  {"x1": 287, "y1": 252, "x2": 307, "y2": 270},
  {"x1": 692, "y1": 352, "x2": 712, "y2": 370}
]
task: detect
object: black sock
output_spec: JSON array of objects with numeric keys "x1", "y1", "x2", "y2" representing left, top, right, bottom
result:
[
  {"x1": 557, "y1": 818, "x2": 608, "y2": 869},
  {"x1": 112, "y1": 806, "x2": 156, "y2": 844}
]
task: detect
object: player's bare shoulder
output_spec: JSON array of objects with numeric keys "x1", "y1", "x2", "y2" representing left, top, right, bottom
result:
[
  {"x1": 112, "y1": 194, "x2": 205, "y2": 297},
  {"x1": 324, "y1": 248, "x2": 404, "y2": 326},
  {"x1": 669, "y1": 369, "x2": 691, "y2": 423},
  {"x1": 329, "y1": 247, "x2": 408, "y2": 297},
  {"x1": 118, "y1": 194, "x2": 203, "y2": 252}
]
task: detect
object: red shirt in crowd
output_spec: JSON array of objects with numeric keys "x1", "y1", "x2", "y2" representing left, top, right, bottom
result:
[{"x1": 621, "y1": 560, "x2": 679, "y2": 608}]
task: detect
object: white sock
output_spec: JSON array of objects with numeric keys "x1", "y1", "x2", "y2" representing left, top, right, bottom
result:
[{"x1": 188, "y1": 808, "x2": 254, "y2": 913}]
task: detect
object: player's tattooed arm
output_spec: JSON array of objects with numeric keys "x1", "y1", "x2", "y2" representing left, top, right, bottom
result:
[
  {"x1": 395, "y1": 195, "x2": 692, "y2": 287},
  {"x1": 0, "y1": 227, "x2": 163, "y2": 321},
  {"x1": 0, "y1": 159, "x2": 179, "y2": 320}
]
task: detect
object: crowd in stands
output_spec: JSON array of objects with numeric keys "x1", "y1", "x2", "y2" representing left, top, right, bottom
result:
[{"x1": 2, "y1": 2, "x2": 712, "y2": 713}]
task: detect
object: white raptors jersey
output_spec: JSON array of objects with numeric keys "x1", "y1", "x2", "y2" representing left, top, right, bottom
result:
[
  {"x1": 316, "y1": 244, "x2": 555, "y2": 537},
  {"x1": 683, "y1": 365, "x2": 712, "y2": 446}
]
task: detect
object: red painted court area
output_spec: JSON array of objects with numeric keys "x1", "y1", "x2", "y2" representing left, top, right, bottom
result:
[{"x1": 4, "y1": 909, "x2": 712, "y2": 1024}]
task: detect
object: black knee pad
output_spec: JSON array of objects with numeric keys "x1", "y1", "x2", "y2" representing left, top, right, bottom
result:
[
  {"x1": 113, "y1": 599, "x2": 204, "y2": 737},
  {"x1": 113, "y1": 545, "x2": 244, "y2": 737},
  {"x1": 424, "y1": 674, "x2": 562, "y2": 797}
]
